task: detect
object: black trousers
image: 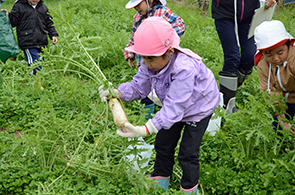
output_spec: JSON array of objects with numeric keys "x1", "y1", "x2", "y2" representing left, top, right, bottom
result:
[{"x1": 151, "y1": 114, "x2": 211, "y2": 189}]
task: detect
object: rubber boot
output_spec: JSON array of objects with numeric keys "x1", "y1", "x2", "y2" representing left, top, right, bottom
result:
[
  {"x1": 180, "y1": 183, "x2": 198, "y2": 194},
  {"x1": 149, "y1": 175, "x2": 170, "y2": 192},
  {"x1": 237, "y1": 67, "x2": 252, "y2": 87},
  {"x1": 219, "y1": 71, "x2": 238, "y2": 114}
]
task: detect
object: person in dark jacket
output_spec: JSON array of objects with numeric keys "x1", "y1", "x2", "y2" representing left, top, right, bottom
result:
[
  {"x1": 5, "y1": 0, "x2": 58, "y2": 75},
  {"x1": 211, "y1": 0, "x2": 276, "y2": 114}
]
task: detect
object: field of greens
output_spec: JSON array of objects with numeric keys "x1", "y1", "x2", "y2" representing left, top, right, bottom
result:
[{"x1": 1, "y1": 0, "x2": 295, "y2": 194}]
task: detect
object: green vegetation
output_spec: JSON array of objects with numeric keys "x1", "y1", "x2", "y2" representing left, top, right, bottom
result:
[{"x1": 1, "y1": 0, "x2": 295, "y2": 194}]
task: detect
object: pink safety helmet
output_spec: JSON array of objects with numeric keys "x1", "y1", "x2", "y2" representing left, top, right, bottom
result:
[
  {"x1": 254, "y1": 20, "x2": 295, "y2": 66},
  {"x1": 125, "y1": 17, "x2": 201, "y2": 59}
]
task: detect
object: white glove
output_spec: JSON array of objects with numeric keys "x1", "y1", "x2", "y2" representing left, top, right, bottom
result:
[
  {"x1": 98, "y1": 85, "x2": 119, "y2": 103},
  {"x1": 116, "y1": 119, "x2": 158, "y2": 138}
]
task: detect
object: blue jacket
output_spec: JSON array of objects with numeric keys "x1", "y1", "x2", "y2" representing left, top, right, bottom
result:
[{"x1": 118, "y1": 51, "x2": 220, "y2": 130}]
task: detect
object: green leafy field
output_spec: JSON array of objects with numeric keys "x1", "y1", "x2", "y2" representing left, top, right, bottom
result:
[{"x1": 1, "y1": 0, "x2": 295, "y2": 194}]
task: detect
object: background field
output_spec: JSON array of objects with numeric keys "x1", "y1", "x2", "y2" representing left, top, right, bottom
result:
[{"x1": 1, "y1": 0, "x2": 295, "y2": 194}]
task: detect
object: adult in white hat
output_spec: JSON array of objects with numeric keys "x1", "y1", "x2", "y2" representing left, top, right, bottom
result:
[
  {"x1": 254, "y1": 20, "x2": 295, "y2": 137},
  {"x1": 99, "y1": 17, "x2": 220, "y2": 193},
  {"x1": 124, "y1": 0, "x2": 186, "y2": 123}
]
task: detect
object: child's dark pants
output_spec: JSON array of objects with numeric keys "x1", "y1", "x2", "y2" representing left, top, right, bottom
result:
[
  {"x1": 150, "y1": 114, "x2": 211, "y2": 189},
  {"x1": 24, "y1": 48, "x2": 43, "y2": 75}
]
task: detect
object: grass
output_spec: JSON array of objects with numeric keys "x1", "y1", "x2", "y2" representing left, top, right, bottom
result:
[{"x1": 1, "y1": 0, "x2": 295, "y2": 194}]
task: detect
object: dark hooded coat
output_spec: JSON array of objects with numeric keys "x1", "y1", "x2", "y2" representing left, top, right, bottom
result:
[{"x1": 9, "y1": 0, "x2": 58, "y2": 50}]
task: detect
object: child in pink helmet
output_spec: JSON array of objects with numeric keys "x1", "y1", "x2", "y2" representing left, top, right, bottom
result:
[
  {"x1": 99, "y1": 17, "x2": 220, "y2": 194},
  {"x1": 254, "y1": 20, "x2": 295, "y2": 138},
  {"x1": 124, "y1": 0, "x2": 185, "y2": 68},
  {"x1": 124, "y1": 0, "x2": 186, "y2": 121}
]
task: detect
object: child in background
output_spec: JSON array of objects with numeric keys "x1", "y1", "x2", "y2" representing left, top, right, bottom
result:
[
  {"x1": 124, "y1": 0, "x2": 186, "y2": 121},
  {"x1": 254, "y1": 20, "x2": 295, "y2": 138},
  {"x1": 99, "y1": 17, "x2": 220, "y2": 194},
  {"x1": 5, "y1": 0, "x2": 58, "y2": 75}
]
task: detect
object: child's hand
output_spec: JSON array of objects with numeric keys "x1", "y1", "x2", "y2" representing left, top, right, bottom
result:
[
  {"x1": 1, "y1": 9, "x2": 9, "y2": 15},
  {"x1": 290, "y1": 127, "x2": 295, "y2": 136},
  {"x1": 277, "y1": 114, "x2": 294, "y2": 135},
  {"x1": 52, "y1": 36, "x2": 58, "y2": 45},
  {"x1": 128, "y1": 58, "x2": 134, "y2": 68}
]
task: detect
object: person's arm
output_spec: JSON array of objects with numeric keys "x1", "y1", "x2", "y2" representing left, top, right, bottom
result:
[
  {"x1": 44, "y1": 6, "x2": 58, "y2": 40},
  {"x1": 276, "y1": 113, "x2": 295, "y2": 136},
  {"x1": 8, "y1": 4, "x2": 20, "y2": 27},
  {"x1": 118, "y1": 64, "x2": 152, "y2": 102},
  {"x1": 124, "y1": 14, "x2": 140, "y2": 67},
  {"x1": 276, "y1": 113, "x2": 291, "y2": 129},
  {"x1": 124, "y1": 34, "x2": 135, "y2": 67}
]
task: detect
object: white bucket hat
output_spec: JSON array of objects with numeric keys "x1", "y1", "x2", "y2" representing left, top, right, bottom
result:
[
  {"x1": 125, "y1": 0, "x2": 166, "y2": 9},
  {"x1": 254, "y1": 20, "x2": 294, "y2": 65}
]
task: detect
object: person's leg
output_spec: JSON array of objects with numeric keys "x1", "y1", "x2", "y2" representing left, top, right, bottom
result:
[
  {"x1": 215, "y1": 19, "x2": 240, "y2": 73},
  {"x1": 179, "y1": 114, "x2": 211, "y2": 194},
  {"x1": 150, "y1": 122, "x2": 184, "y2": 191},
  {"x1": 23, "y1": 48, "x2": 43, "y2": 75},
  {"x1": 215, "y1": 19, "x2": 239, "y2": 114},
  {"x1": 237, "y1": 19, "x2": 256, "y2": 86}
]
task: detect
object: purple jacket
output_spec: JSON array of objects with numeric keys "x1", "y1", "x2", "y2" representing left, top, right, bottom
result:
[{"x1": 118, "y1": 51, "x2": 220, "y2": 130}]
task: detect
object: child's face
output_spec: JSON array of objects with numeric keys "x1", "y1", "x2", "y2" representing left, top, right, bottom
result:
[
  {"x1": 262, "y1": 44, "x2": 289, "y2": 66},
  {"x1": 141, "y1": 48, "x2": 174, "y2": 71},
  {"x1": 28, "y1": 0, "x2": 40, "y2": 5},
  {"x1": 134, "y1": 0, "x2": 150, "y2": 15}
]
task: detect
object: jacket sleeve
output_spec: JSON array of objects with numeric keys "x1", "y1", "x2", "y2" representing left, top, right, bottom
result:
[
  {"x1": 8, "y1": 4, "x2": 21, "y2": 27},
  {"x1": 44, "y1": 6, "x2": 58, "y2": 39},
  {"x1": 124, "y1": 14, "x2": 139, "y2": 61},
  {"x1": 118, "y1": 64, "x2": 151, "y2": 101}
]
